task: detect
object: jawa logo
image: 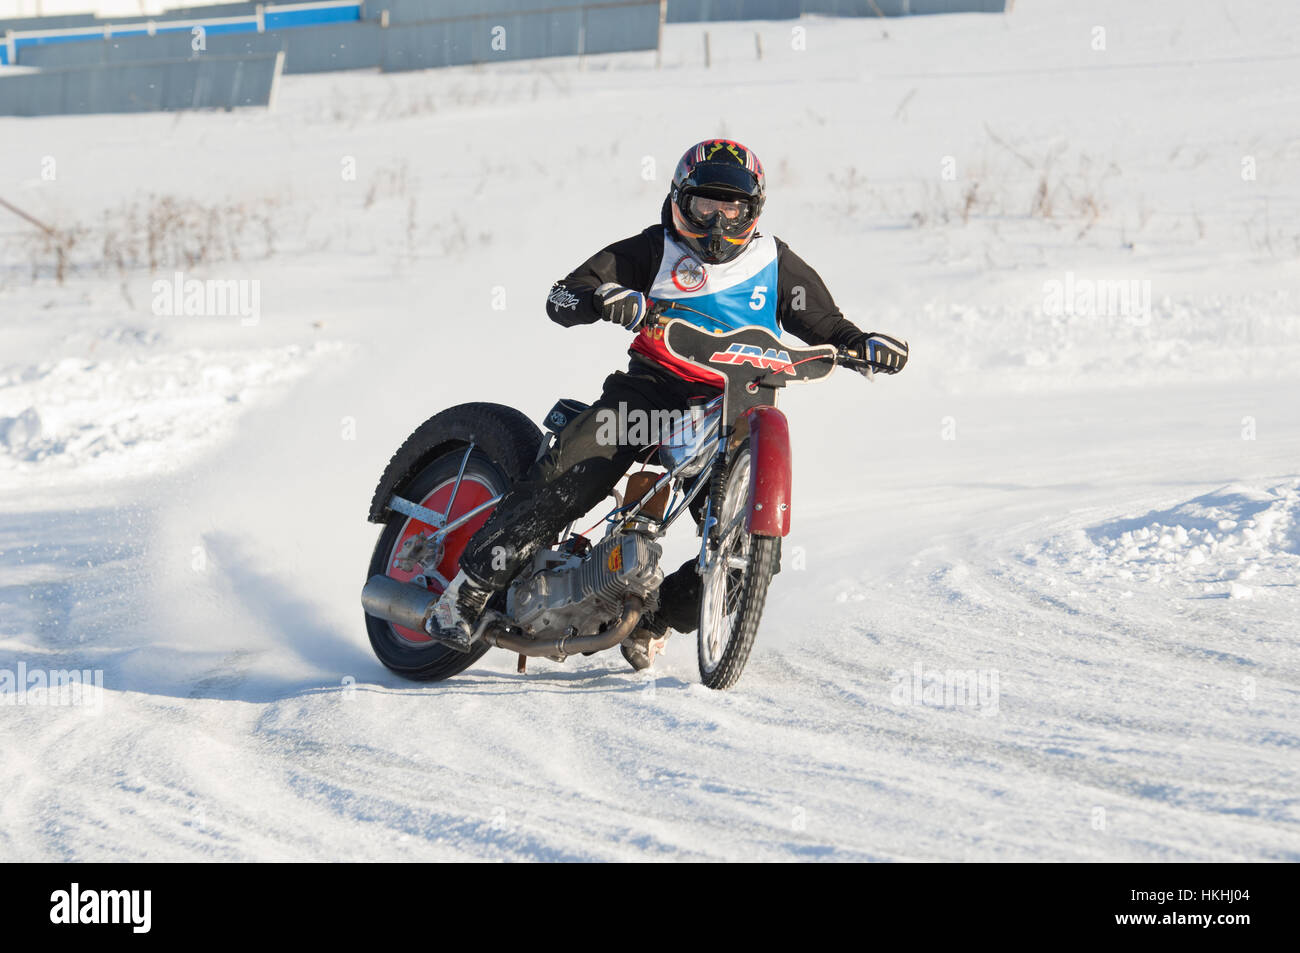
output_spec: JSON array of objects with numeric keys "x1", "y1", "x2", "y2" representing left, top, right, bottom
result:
[
  {"x1": 671, "y1": 255, "x2": 707, "y2": 292},
  {"x1": 709, "y1": 343, "x2": 796, "y2": 374}
]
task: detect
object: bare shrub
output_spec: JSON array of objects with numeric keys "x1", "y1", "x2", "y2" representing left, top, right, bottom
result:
[{"x1": 21, "y1": 194, "x2": 280, "y2": 284}]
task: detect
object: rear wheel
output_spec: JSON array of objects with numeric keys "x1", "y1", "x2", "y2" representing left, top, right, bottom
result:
[
  {"x1": 697, "y1": 447, "x2": 778, "y2": 690},
  {"x1": 365, "y1": 404, "x2": 540, "y2": 681}
]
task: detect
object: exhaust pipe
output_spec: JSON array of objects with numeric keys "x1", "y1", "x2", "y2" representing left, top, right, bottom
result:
[
  {"x1": 485, "y1": 594, "x2": 644, "y2": 660},
  {"x1": 361, "y1": 574, "x2": 440, "y2": 633},
  {"x1": 363, "y1": 575, "x2": 645, "y2": 660}
]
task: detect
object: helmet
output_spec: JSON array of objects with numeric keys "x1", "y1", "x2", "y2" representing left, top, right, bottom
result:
[{"x1": 668, "y1": 139, "x2": 766, "y2": 264}]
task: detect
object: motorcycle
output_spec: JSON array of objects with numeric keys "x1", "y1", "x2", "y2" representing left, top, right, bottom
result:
[{"x1": 360, "y1": 303, "x2": 873, "y2": 690}]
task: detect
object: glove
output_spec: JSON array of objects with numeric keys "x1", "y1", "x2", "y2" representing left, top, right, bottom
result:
[
  {"x1": 593, "y1": 282, "x2": 647, "y2": 332},
  {"x1": 855, "y1": 332, "x2": 909, "y2": 374}
]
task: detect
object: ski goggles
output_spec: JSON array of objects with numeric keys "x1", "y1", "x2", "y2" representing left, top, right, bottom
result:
[{"x1": 686, "y1": 193, "x2": 755, "y2": 227}]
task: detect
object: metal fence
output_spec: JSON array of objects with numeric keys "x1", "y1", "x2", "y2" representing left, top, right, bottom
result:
[
  {"x1": 19, "y1": 23, "x2": 384, "y2": 74},
  {"x1": 0, "y1": 14, "x2": 99, "y2": 33},
  {"x1": 665, "y1": 0, "x2": 1004, "y2": 19},
  {"x1": 363, "y1": 0, "x2": 592, "y2": 24},
  {"x1": 2, "y1": 2, "x2": 363, "y2": 68},
  {"x1": 381, "y1": 2, "x2": 659, "y2": 70},
  {"x1": 0, "y1": 51, "x2": 283, "y2": 116},
  {"x1": 16, "y1": 30, "x2": 287, "y2": 70},
  {"x1": 11, "y1": 2, "x2": 661, "y2": 75},
  {"x1": 0, "y1": 0, "x2": 1004, "y2": 85},
  {"x1": 87, "y1": 4, "x2": 264, "y2": 26}
]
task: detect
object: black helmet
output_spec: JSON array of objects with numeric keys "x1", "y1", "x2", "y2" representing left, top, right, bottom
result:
[{"x1": 668, "y1": 139, "x2": 766, "y2": 264}]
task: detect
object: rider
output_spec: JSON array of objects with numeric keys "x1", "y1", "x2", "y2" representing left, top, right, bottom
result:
[{"x1": 432, "y1": 139, "x2": 909, "y2": 670}]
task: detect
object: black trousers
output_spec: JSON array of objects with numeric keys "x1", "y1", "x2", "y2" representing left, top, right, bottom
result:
[{"x1": 460, "y1": 356, "x2": 716, "y2": 633}]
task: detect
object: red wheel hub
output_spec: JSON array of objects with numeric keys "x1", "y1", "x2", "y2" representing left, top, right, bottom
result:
[{"x1": 385, "y1": 477, "x2": 495, "y2": 643}]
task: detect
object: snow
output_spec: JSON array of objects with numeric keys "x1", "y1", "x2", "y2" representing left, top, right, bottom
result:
[
  {"x1": 1, "y1": 0, "x2": 1298, "y2": 860},
  {"x1": 1035, "y1": 481, "x2": 1300, "y2": 599},
  {"x1": 0, "y1": 339, "x2": 344, "y2": 484}
]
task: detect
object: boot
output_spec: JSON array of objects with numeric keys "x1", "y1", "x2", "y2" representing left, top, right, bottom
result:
[
  {"x1": 428, "y1": 569, "x2": 494, "y2": 644},
  {"x1": 620, "y1": 618, "x2": 670, "y2": 672}
]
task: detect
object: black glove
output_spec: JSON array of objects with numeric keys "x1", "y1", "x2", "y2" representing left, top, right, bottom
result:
[
  {"x1": 855, "y1": 332, "x2": 909, "y2": 374},
  {"x1": 593, "y1": 282, "x2": 648, "y2": 332}
]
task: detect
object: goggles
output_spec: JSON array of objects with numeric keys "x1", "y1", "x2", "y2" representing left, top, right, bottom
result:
[{"x1": 686, "y1": 193, "x2": 755, "y2": 228}]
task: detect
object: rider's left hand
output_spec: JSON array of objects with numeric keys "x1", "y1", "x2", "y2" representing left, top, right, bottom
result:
[{"x1": 854, "y1": 332, "x2": 909, "y2": 374}]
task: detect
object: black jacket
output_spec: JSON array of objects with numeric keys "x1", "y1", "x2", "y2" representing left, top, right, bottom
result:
[{"x1": 544, "y1": 200, "x2": 863, "y2": 359}]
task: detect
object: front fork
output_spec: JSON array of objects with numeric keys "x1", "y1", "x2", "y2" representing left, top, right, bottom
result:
[{"x1": 695, "y1": 405, "x2": 793, "y2": 574}]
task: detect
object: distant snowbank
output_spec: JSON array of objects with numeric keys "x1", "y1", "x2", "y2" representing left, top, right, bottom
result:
[
  {"x1": 1031, "y1": 481, "x2": 1300, "y2": 601},
  {"x1": 0, "y1": 338, "x2": 345, "y2": 487}
]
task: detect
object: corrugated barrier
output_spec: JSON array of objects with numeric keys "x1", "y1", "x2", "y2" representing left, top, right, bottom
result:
[
  {"x1": 379, "y1": 2, "x2": 659, "y2": 70},
  {"x1": 16, "y1": 30, "x2": 286, "y2": 70},
  {"x1": 0, "y1": 51, "x2": 283, "y2": 116},
  {"x1": 0, "y1": 0, "x2": 1004, "y2": 76},
  {"x1": 88, "y1": 5, "x2": 263, "y2": 26},
  {"x1": 16, "y1": 23, "x2": 383, "y2": 75},
  {"x1": 3, "y1": 1, "x2": 362, "y2": 66},
  {"x1": 665, "y1": 0, "x2": 1004, "y2": 20},
  {"x1": 365, "y1": 0, "x2": 590, "y2": 25},
  {"x1": 10, "y1": 2, "x2": 661, "y2": 75}
]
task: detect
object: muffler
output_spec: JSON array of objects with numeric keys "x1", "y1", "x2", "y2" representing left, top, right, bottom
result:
[{"x1": 361, "y1": 574, "x2": 440, "y2": 633}]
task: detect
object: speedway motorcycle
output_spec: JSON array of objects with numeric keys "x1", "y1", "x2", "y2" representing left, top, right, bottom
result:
[{"x1": 360, "y1": 303, "x2": 873, "y2": 690}]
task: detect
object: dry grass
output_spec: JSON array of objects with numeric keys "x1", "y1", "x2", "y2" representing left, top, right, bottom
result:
[{"x1": 18, "y1": 194, "x2": 280, "y2": 286}]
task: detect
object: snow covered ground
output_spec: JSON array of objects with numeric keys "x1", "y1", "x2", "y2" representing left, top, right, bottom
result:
[{"x1": 1, "y1": 0, "x2": 1297, "y2": 861}]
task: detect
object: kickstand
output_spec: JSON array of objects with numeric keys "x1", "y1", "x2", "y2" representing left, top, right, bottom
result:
[{"x1": 517, "y1": 654, "x2": 527, "y2": 674}]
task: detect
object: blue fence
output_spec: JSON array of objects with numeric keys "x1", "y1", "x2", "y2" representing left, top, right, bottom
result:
[
  {"x1": 16, "y1": 23, "x2": 378, "y2": 74},
  {"x1": 1, "y1": 1, "x2": 361, "y2": 65}
]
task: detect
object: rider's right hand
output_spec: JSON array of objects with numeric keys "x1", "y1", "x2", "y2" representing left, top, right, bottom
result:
[{"x1": 593, "y1": 282, "x2": 648, "y2": 332}]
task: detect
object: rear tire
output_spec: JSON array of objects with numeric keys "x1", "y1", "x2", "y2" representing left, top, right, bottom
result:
[{"x1": 365, "y1": 403, "x2": 541, "y2": 682}]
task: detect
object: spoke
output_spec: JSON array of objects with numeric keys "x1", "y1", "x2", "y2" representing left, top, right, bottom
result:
[
  {"x1": 724, "y1": 571, "x2": 743, "y2": 614},
  {"x1": 699, "y1": 450, "x2": 754, "y2": 671},
  {"x1": 434, "y1": 493, "x2": 502, "y2": 539},
  {"x1": 443, "y1": 442, "x2": 476, "y2": 522},
  {"x1": 716, "y1": 511, "x2": 746, "y2": 549}
]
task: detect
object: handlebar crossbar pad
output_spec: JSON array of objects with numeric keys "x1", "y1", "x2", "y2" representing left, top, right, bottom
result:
[{"x1": 661, "y1": 319, "x2": 838, "y2": 388}]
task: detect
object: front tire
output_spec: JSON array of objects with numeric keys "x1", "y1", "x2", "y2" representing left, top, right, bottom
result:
[{"x1": 697, "y1": 447, "x2": 778, "y2": 690}]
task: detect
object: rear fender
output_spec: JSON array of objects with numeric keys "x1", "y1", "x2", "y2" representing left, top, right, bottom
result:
[{"x1": 367, "y1": 403, "x2": 543, "y2": 523}]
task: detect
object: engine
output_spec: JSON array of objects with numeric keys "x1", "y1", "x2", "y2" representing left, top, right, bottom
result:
[{"x1": 506, "y1": 531, "x2": 663, "y2": 641}]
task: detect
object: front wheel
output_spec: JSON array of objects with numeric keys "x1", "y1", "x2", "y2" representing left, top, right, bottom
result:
[{"x1": 697, "y1": 447, "x2": 779, "y2": 690}]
